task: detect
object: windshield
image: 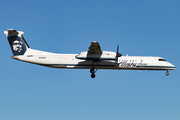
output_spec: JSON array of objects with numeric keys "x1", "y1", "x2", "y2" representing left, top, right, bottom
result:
[{"x1": 159, "y1": 59, "x2": 167, "y2": 61}]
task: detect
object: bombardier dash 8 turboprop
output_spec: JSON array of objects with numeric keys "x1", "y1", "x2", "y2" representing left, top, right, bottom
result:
[{"x1": 4, "y1": 29, "x2": 176, "y2": 78}]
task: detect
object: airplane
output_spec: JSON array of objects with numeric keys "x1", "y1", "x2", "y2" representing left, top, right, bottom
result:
[{"x1": 4, "y1": 29, "x2": 176, "y2": 78}]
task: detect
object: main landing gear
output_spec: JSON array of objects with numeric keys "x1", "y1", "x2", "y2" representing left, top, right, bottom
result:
[
  {"x1": 90, "y1": 61, "x2": 98, "y2": 78},
  {"x1": 166, "y1": 70, "x2": 169, "y2": 76},
  {"x1": 90, "y1": 67, "x2": 97, "y2": 78}
]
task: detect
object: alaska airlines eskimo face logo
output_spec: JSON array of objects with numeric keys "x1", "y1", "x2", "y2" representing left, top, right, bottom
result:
[{"x1": 12, "y1": 40, "x2": 23, "y2": 52}]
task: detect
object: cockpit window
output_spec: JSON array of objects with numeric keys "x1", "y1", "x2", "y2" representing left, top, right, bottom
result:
[{"x1": 159, "y1": 59, "x2": 167, "y2": 61}]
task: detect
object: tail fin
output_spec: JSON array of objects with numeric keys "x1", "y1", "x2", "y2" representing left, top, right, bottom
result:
[{"x1": 4, "y1": 29, "x2": 30, "y2": 56}]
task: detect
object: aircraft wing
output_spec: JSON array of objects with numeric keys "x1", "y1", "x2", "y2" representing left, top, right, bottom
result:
[{"x1": 87, "y1": 41, "x2": 102, "y2": 54}]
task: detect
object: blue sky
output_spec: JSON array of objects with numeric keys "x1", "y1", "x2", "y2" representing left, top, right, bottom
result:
[{"x1": 0, "y1": 0, "x2": 180, "y2": 120}]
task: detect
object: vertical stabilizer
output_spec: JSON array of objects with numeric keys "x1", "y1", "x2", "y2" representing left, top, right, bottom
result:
[{"x1": 4, "y1": 29, "x2": 30, "y2": 56}]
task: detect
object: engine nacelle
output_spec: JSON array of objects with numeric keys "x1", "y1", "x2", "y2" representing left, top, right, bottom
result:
[{"x1": 75, "y1": 51, "x2": 117, "y2": 61}]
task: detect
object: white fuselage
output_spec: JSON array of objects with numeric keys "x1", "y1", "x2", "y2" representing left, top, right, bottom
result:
[{"x1": 12, "y1": 48, "x2": 176, "y2": 71}]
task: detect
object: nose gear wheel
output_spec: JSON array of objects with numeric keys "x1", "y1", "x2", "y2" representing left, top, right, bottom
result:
[{"x1": 166, "y1": 70, "x2": 169, "y2": 76}]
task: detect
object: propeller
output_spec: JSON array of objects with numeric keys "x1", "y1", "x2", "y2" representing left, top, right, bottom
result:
[{"x1": 116, "y1": 45, "x2": 122, "y2": 57}]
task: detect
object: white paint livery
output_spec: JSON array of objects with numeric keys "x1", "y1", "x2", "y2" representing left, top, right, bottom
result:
[{"x1": 5, "y1": 29, "x2": 176, "y2": 78}]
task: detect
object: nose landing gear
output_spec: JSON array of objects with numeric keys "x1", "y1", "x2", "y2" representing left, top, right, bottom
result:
[{"x1": 166, "y1": 70, "x2": 169, "y2": 76}]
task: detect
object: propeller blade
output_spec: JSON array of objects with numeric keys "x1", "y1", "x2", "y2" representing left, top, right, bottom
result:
[
  {"x1": 116, "y1": 45, "x2": 119, "y2": 54},
  {"x1": 116, "y1": 45, "x2": 122, "y2": 57}
]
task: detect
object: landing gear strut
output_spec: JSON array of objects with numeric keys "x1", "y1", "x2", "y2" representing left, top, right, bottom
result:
[
  {"x1": 166, "y1": 70, "x2": 169, "y2": 76},
  {"x1": 90, "y1": 68, "x2": 94, "y2": 73}
]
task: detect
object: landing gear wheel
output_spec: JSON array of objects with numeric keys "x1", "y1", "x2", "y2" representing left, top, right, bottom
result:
[
  {"x1": 91, "y1": 73, "x2": 95, "y2": 78},
  {"x1": 166, "y1": 72, "x2": 169, "y2": 76}
]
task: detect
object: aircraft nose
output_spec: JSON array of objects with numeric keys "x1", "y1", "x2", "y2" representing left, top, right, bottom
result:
[
  {"x1": 173, "y1": 65, "x2": 177, "y2": 70},
  {"x1": 170, "y1": 63, "x2": 176, "y2": 70}
]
